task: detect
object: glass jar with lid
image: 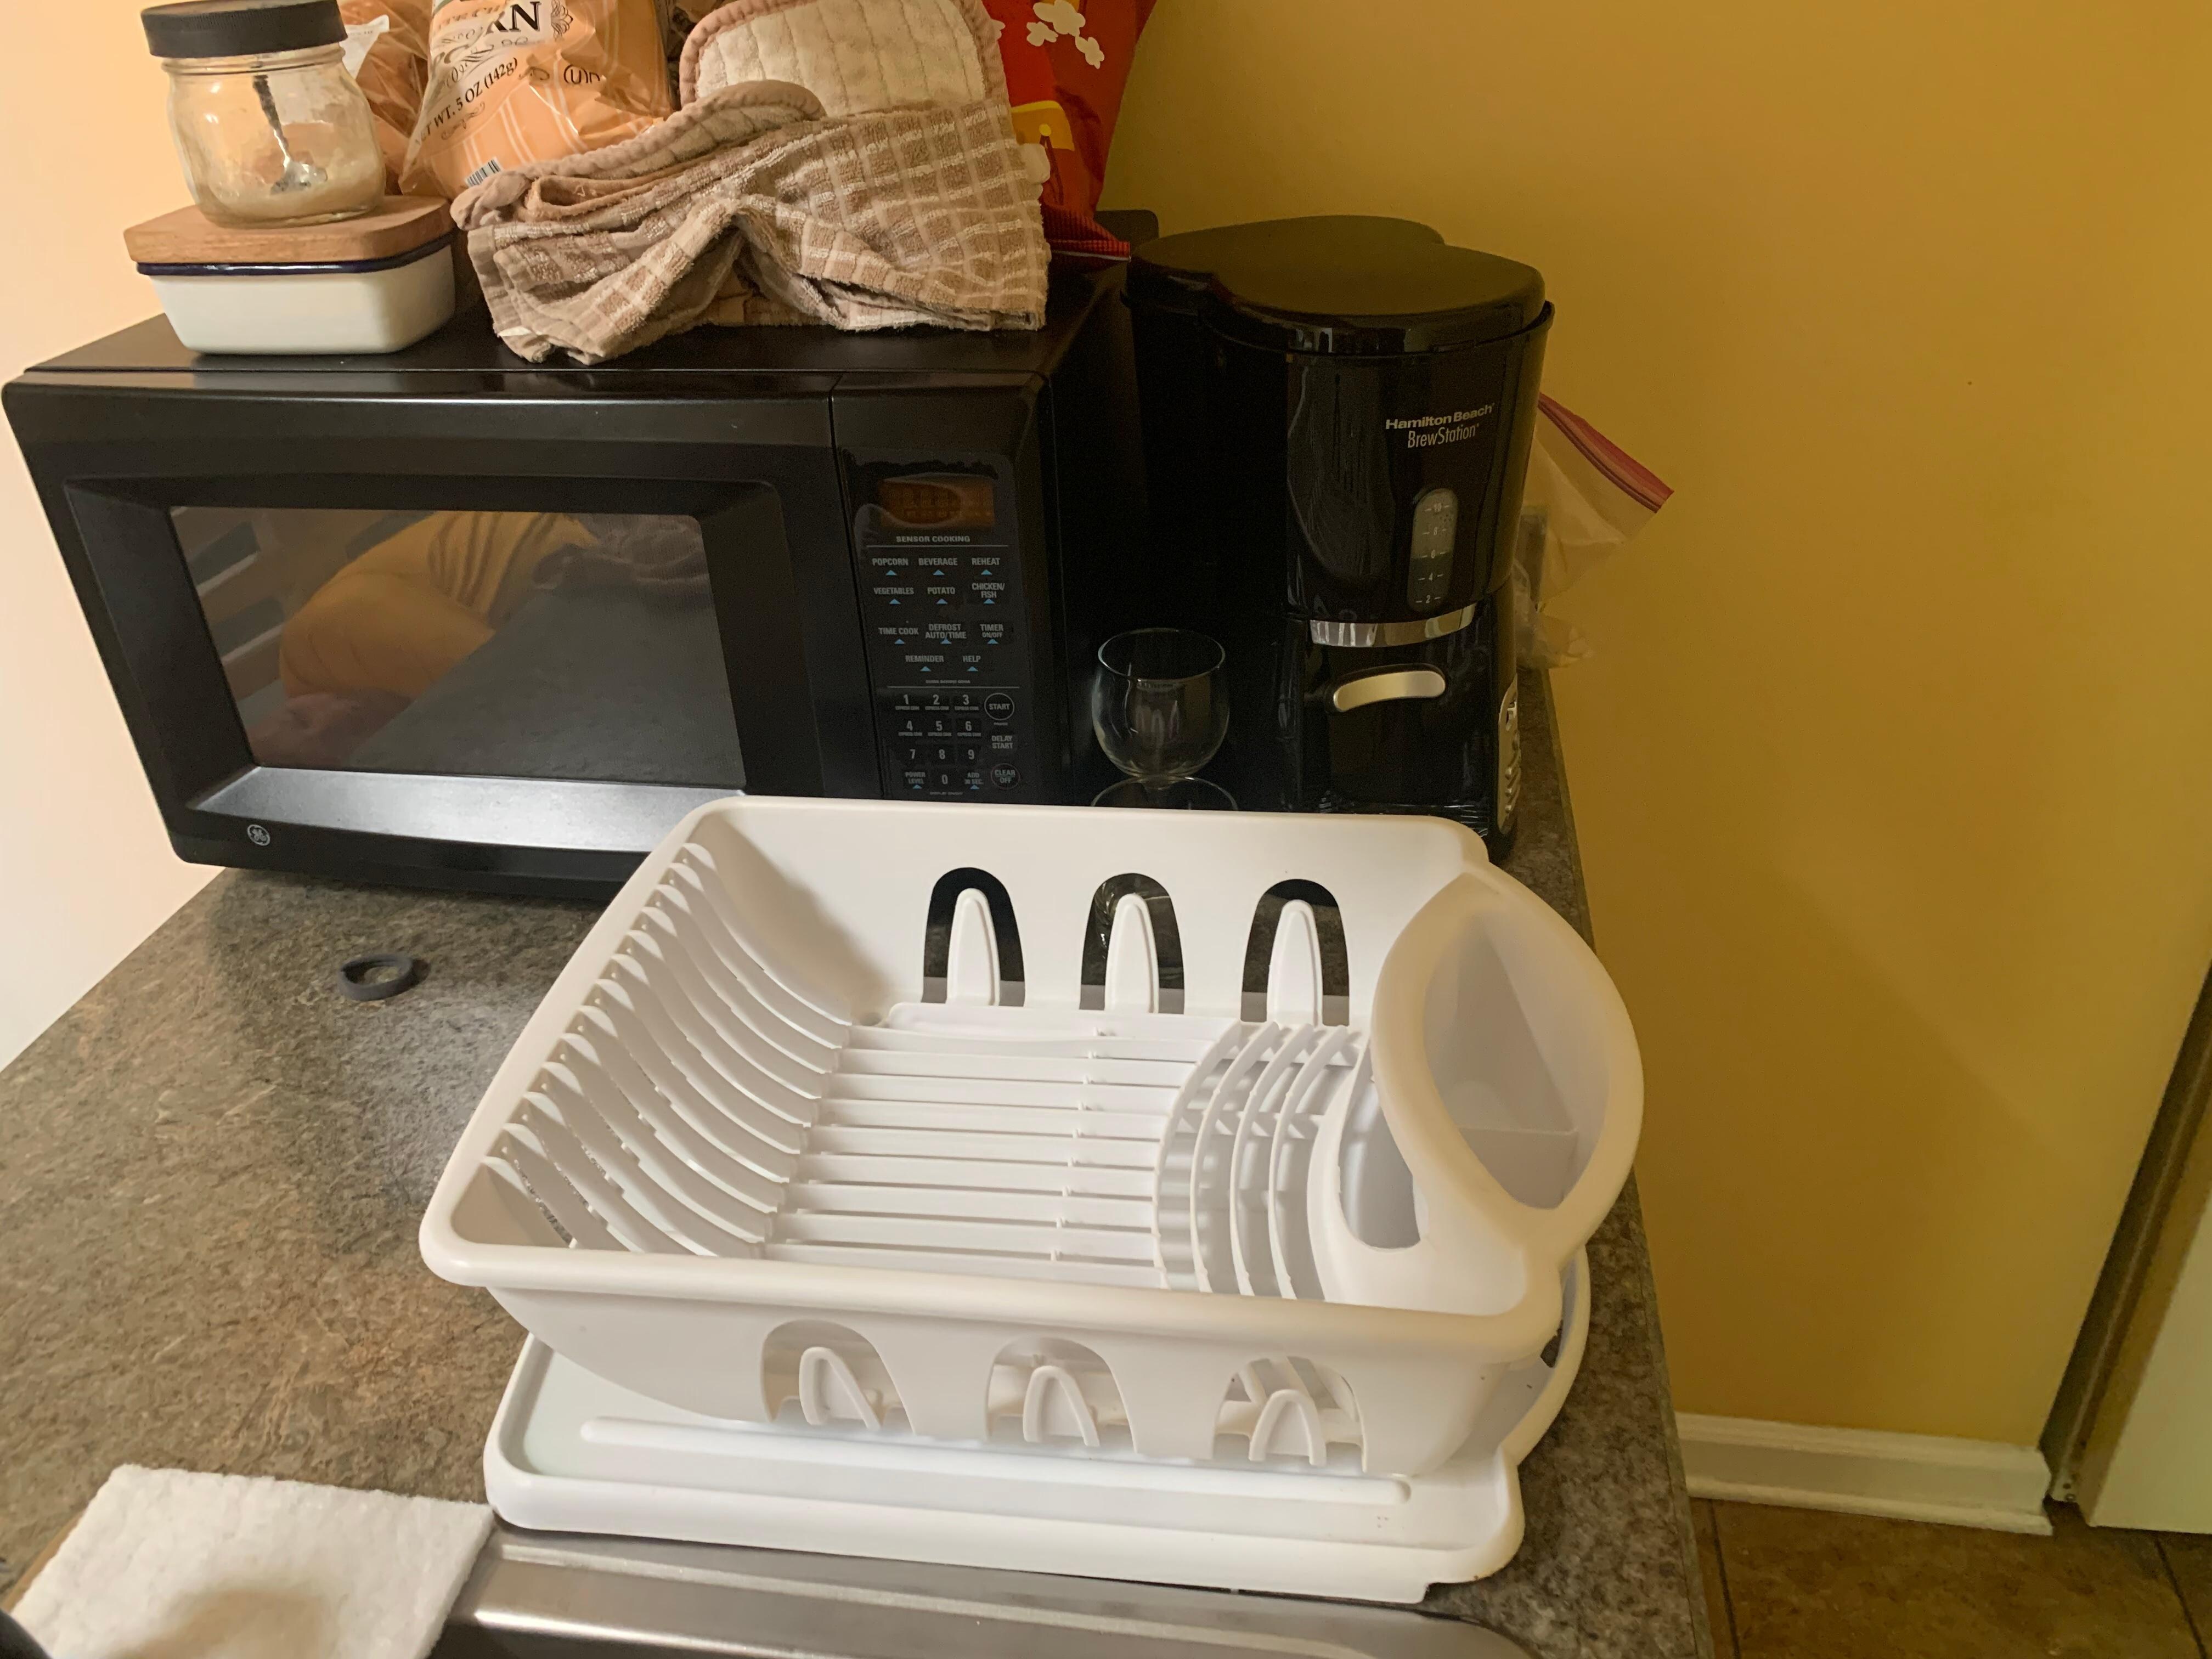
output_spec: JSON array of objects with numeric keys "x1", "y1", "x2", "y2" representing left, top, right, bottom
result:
[{"x1": 143, "y1": 0, "x2": 385, "y2": 228}]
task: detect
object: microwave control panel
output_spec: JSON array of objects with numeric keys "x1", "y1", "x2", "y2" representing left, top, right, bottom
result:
[{"x1": 848, "y1": 461, "x2": 1043, "y2": 802}]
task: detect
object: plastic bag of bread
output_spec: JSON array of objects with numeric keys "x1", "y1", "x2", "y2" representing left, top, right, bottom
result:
[
  {"x1": 340, "y1": 0, "x2": 431, "y2": 190},
  {"x1": 401, "y1": 0, "x2": 673, "y2": 199}
]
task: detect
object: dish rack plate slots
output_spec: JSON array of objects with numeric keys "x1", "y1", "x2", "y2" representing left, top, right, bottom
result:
[{"x1": 424, "y1": 799, "x2": 1640, "y2": 1491}]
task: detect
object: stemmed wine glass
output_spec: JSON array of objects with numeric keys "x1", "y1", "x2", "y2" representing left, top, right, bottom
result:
[{"x1": 1090, "y1": 629, "x2": 1234, "y2": 809}]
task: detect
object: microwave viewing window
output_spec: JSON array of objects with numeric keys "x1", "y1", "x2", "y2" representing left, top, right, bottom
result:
[{"x1": 171, "y1": 507, "x2": 747, "y2": 788}]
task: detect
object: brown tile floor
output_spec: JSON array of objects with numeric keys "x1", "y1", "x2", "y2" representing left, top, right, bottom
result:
[
  {"x1": 2165, "y1": 1533, "x2": 2212, "y2": 1647},
  {"x1": 1694, "y1": 1499, "x2": 2211, "y2": 1658}
]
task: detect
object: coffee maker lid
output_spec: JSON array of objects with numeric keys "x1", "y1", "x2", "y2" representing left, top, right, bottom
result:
[{"x1": 1127, "y1": 216, "x2": 1546, "y2": 356}]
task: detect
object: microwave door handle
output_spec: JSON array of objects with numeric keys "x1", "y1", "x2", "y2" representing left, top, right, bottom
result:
[{"x1": 701, "y1": 498, "x2": 825, "y2": 797}]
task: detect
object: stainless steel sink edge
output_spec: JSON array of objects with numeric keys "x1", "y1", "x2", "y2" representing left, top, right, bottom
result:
[{"x1": 434, "y1": 1526, "x2": 1533, "y2": 1658}]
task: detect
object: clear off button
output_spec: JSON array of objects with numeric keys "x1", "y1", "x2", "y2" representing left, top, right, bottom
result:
[{"x1": 990, "y1": 762, "x2": 1020, "y2": 789}]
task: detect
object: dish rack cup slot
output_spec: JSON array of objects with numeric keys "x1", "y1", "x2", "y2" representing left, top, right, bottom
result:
[
  {"x1": 1243, "y1": 882, "x2": 1351, "y2": 1025},
  {"x1": 923, "y1": 868, "x2": 1023, "y2": 1007},
  {"x1": 1080, "y1": 874, "x2": 1186, "y2": 1014}
]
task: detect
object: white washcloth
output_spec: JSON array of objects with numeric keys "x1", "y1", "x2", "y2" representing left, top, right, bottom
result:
[{"x1": 12, "y1": 1466, "x2": 492, "y2": 1659}]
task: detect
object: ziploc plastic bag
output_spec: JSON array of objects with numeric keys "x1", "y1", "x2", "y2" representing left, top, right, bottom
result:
[
  {"x1": 341, "y1": 0, "x2": 430, "y2": 191},
  {"x1": 1515, "y1": 397, "x2": 1673, "y2": 666}
]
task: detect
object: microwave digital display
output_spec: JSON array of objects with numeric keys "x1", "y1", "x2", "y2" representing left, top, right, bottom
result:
[
  {"x1": 872, "y1": 472, "x2": 997, "y2": 531},
  {"x1": 170, "y1": 506, "x2": 747, "y2": 788}
]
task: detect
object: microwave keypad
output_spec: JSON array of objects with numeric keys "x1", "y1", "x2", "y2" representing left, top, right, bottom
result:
[
  {"x1": 851, "y1": 470, "x2": 1036, "y2": 803},
  {"x1": 883, "y1": 686, "x2": 1023, "y2": 797}
]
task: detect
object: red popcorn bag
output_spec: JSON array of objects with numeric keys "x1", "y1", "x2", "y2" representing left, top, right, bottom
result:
[{"x1": 981, "y1": 1, "x2": 1156, "y2": 258}]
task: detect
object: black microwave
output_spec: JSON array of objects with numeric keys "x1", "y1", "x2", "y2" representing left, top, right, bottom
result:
[{"x1": 5, "y1": 264, "x2": 1146, "y2": 896}]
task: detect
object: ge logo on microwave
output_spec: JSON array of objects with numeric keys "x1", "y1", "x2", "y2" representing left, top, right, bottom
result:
[{"x1": 246, "y1": 823, "x2": 272, "y2": 847}]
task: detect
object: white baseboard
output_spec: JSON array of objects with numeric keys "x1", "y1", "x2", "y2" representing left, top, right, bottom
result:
[{"x1": 1677, "y1": 1413, "x2": 2053, "y2": 1534}]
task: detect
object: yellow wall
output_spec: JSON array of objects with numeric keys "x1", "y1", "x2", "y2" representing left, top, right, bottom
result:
[
  {"x1": 1106, "y1": 1, "x2": 2212, "y2": 1442},
  {"x1": 0, "y1": 4, "x2": 213, "y2": 1065}
]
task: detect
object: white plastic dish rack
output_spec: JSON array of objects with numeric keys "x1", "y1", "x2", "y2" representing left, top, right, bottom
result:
[{"x1": 421, "y1": 798, "x2": 1641, "y2": 1598}]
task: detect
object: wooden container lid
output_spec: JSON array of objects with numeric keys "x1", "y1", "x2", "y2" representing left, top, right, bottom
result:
[{"x1": 125, "y1": 197, "x2": 454, "y2": 267}]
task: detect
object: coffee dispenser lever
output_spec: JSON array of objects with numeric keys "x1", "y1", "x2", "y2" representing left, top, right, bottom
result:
[{"x1": 1329, "y1": 667, "x2": 1448, "y2": 714}]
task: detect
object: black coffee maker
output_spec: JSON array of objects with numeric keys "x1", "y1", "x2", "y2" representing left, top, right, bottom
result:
[{"x1": 1125, "y1": 217, "x2": 1550, "y2": 853}]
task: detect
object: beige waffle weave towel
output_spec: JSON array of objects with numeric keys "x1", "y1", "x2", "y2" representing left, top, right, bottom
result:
[{"x1": 452, "y1": 0, "x2": 1046, "y2": 363}]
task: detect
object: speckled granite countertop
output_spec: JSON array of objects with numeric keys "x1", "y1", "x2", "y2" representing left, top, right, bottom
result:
[{"x1": 0, "y1": 672, "x2": 1707, "y2": 1658}]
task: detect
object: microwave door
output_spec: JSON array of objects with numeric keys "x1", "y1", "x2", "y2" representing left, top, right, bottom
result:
[{"x1": 14, "y1": 382, "x2": 874, "y2": 893}]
